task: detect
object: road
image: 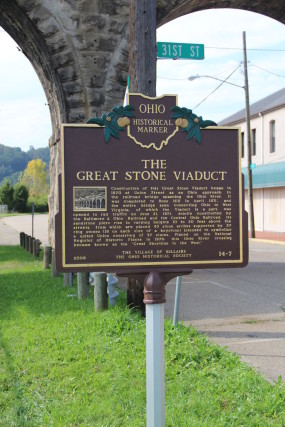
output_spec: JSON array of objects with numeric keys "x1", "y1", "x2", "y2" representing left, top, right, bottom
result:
[
  {"x1": 165, "y1": 240, "x2": 285, "y2": 382},
  {"x1": 0, "y1": 214, "x2": 49, "y2": 245},
  {"x1": 165, "y1": 240, "x2": 285, "y2": 321}
]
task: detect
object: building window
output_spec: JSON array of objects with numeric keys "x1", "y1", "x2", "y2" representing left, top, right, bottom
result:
[
  {"x1": 241, "y1": 132, "x2": 244, "y2": 158},
  {"x1": 251, "y1": 128, "x2": 256, "y2": 156},
  {"x1": 270, "y1": 120, "x2": 276, "y2": 153}
]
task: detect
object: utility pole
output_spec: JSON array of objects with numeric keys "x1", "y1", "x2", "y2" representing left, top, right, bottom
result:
[
  {"x1": 127, "y1": 0, "x2": 157, "y2": 311},
  {"x1": 243, "y1": 31, "x2": 255, "y2": 238},
  {"x1": 129, "y1": 0, "x2": 156, "y2": 95}
]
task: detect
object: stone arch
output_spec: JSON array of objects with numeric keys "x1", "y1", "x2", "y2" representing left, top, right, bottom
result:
[{"x1": 1, "y1": 0, "x2": 285, "y2": 246}]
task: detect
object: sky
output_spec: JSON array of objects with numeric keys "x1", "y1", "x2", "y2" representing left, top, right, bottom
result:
[
  {"x1": 1, "y1": 8, "x2": 285, "y2": 151},
  {"x1": 0, "y1": 28, "x2": 51, "y2": 151}
]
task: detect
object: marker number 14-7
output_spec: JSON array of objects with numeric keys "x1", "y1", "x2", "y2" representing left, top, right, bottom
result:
[{"x1": 219, "y1": 251, "x2": 232, "y2": 257}]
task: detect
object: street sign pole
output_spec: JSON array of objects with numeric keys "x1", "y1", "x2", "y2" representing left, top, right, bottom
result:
[
  {"x1": 243, "y1": 31, "x2": 255, "y2": 238},
  {"x1": 31, "y1": 202, "x2": 34, "y2": 238},
  {"x1": 173, "y1": 275, "x2": 182, "y2": 326}
]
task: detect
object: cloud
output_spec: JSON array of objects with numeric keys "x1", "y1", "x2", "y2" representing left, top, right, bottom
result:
[
  {"x1": 158, "y1": 9, "x2": 285, "y2": 50},
  {"x1": 0, "y1": 98, "x2": 51, "y2": 151},
  {"x1": 0, "y1": 30, "x2": 52, "y2": 150},
  {"x1": 1, "y1": 9, "x2": 285, "y2": 150},
  {"x1": 0, "y1": 31, "x2": 45, "y2": 100}
]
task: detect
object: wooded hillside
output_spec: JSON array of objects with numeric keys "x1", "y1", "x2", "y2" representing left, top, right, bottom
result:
[{"x1": 0, "y1": 144, "x2": 49, "y2": 186}]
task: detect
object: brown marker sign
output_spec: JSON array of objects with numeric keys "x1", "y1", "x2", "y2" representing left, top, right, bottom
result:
[{"x1": 55, "y1": 94, "x2": 248, "y2": 273}]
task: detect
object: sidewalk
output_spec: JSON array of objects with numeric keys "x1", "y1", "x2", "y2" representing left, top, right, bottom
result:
[
  {"x1": 0, "y1": 218, "x2": 19, "y2": 245},
  {"x1": 252, "y1": 230, "x2": 285, "y2": 244},
  {"x1": 187, "y1": 312, "x2": 285, "y2": 383}
]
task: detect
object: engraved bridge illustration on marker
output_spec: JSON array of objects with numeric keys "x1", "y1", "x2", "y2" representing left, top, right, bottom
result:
[{"x1": 74, "y1": 187, "x2": 106, "y2": 211}]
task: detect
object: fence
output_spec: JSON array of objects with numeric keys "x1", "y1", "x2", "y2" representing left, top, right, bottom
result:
[{"x1": 0, "y1": 205, "x2": 8, "y2": 214}]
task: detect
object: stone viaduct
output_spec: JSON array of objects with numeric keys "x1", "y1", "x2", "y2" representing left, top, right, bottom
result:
[{"x1": 0, "y1": 0, "x2": 285, "y2": 246}]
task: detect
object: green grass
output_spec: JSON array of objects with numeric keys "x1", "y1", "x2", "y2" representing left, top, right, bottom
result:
[
  {"x1": 0, "y1": 212, "x2": 48, "y2": 218},
  {"x1": 0, "y1": 212, "x2": 31, "y2": 218},
  {"x1": 1, "y1": 246, "x2": 285, "y2": 426}
]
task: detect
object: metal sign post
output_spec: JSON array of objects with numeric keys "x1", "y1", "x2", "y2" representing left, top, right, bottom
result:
[
  {"x1": 146, "y1": 303, "x2": 165, "y2": 426},
  {"x1": 144, "y1": 272, "x2": 166, "y2": 427},
  {"x1": 31, "y1": 202, "x2": 34, "y2": 238},
  {"x1": 173, "y1": 275, "x2": 182, "y2": 326}
]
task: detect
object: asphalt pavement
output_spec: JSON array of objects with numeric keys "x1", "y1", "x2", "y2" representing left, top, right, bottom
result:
[
  {"x1": 165, "y1": 240, "x2": 285, "y2": 383},
  {"x1": 1, "y1": 214, "x2": 285, "y2": 382},
  {"x1": 0, "y1": 214, "x2": 49, "y2": 245}
]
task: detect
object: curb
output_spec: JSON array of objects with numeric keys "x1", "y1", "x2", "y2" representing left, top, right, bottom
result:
[{"x1": 249, "y1": 238, "x2": 285, "y2": 246}]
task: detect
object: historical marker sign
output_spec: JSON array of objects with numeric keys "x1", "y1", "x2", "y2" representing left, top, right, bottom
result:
[
  {"x1": 55, "y1": 94, "x2": 248, "y2": 273},
  {"x1": 157, "y1": 42, "x2": 204, "y2": 60}
]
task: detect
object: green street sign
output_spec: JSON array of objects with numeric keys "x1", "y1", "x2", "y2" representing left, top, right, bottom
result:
[{"x1": 157, "y1": 42, "x2": 204, "y2": 60}]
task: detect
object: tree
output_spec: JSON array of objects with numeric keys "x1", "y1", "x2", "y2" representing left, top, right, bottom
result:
[
  {"x1": 13, "y1": 184, "x2": 29, "y2": 212},
  {"x1": 0, "y1": 180, "x2": 14, "y2": 211},
  {"x1": 20, "y1": 159, "x2": 49, "y2": 197},
  {"x1": 0, "y1": 144, "x2": 29, "y2": 182},
  {"x1": 0, "y1": 144, "x2": 50, "y2": 184}
]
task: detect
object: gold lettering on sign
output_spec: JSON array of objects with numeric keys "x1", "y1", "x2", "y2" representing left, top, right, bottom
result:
[
  {"x1": 139, "y1": 104, "x2": 166, "y2": 114},
  {"x1": 71, "y1": 183, "x2": 236, "y2": 262},
  {"x1": 125, "y1": 171, "x2": 167, "y2": 181},
  {"x1": 137, "y1": 126, "x2": 168, "y2": 134},
  {"x1": 173, "y1": 171, "x2": 227, "y2": 181},
  {"x1": 133, "y1": 119, "x2": 172, "y2": 126},
  {"x1": 76, "y1": 171, "x2": 119, "y2": 181},
  {"x1": 141, "y1": 160, "x2": 167, "y2": 169},
  {"x1": 76, "y1": 163, "x2": 228, "y2": 183}
]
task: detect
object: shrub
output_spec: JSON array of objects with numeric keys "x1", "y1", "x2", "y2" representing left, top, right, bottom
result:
[
  {"x1": 0, "y1": 180, "x2": 14, "y2": 211},
  {"x1": 27, "y1": 195, "x2": 49, "y2": 213},
  {"x1": 13, "y1": 183, "x2": 29, "y2": 212}
]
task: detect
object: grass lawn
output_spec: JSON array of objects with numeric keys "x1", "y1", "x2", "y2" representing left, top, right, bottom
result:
[
  {"x1": 1, "y1": 246, "x2": 285, "y2": 426},
  {"x1": 0, "y1": 213, "x2": 48, "y2": 218}
]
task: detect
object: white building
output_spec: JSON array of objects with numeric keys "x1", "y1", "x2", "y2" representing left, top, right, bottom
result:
[{"x1": 219, "y1": 88, "x2": 285, "y2": 233}]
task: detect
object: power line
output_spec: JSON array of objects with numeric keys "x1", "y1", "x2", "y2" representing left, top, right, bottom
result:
[
  {"x1": 158, "y1": 76, "x2": 187, "y2": 81},
  {"x1": 158, "y1": 62, "x2": 285, "y2": 82},
  {"x1": 206, "y1": 46, "x2": 285, "y2": 52},
  {"x1": 158, "y1": 65, "x2": 242, "y2": 82},
  {"x1": 214, "y1": 65, "x2": 243, "y2": 76},
  {"x1": 193, "y1": 65, "x2": 241, "y2": 109},
  {"x1": 250, "y1": 63, "x2": 285, "y2": 78}
]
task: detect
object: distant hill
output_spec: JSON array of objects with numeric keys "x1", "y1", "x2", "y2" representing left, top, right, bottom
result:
[{"x1": 0, "y1": 144, "x2": 50, "y2": 186}]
